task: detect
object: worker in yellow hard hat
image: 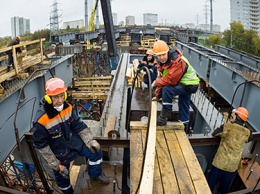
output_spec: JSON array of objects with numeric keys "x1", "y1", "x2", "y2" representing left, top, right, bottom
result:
[
  {"x1": 151, "y1": 40, "x2": 200, "y2": 126},
  {"x1": 207, "y1": 107, "x2": 252, "y2": 194},
  {"x1": 5, "y1": 36, "x2": 22, "y2": 72},
  {"x1": 138, "y1": 49, "x2": 158, "y2": 86},
  {"x1": 33, "y1": 77, "x2": 110, "y2": 194}
]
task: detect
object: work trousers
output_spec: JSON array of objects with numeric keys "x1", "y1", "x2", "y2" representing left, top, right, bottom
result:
[
  {"x1": 53, "y1": 145, "x2": 103, "y2": 194},
  {"x1": 207, "y1": 166, "x2": 236, "y2": 194},
  {"x1": 161, "y1": 84, "x2": 191, "y2": 126},
  {"x1": 7, "y1": 53, "x2": 13, "y2": 67}
]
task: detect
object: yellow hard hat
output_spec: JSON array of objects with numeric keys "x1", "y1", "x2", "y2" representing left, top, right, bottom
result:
[{"x1": 153, "y1": 40, "x2": 169, "y2": 55}]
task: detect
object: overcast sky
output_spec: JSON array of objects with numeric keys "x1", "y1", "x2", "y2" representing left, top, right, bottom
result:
[{"x1": 0, "y1": 0, "x2": 231, "y2": 38}]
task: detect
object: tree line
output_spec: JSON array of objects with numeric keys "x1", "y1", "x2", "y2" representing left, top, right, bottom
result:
[{"x1": 207, "y1": 21, "x2": 260, "y2": 57}]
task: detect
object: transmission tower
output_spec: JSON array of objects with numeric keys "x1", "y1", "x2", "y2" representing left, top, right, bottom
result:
[
  {"x1": 50, "y1": 0, "x2": 61, "y2": 34},
  {"x1": 203, "y1": 1, "x2": 209, "y2": 31}
]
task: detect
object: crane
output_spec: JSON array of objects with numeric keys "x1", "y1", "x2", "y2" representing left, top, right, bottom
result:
[{"x1": 88, "y1": 0, "x2": 99, "y2": 32}]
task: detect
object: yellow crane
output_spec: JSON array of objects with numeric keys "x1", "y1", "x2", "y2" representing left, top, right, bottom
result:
[
  {"x1": 88, "y1": 0, "x2": 99, "y2": 32},
  {"x1": 86, "y1": 0, "x2": 99, "y2": 48}
]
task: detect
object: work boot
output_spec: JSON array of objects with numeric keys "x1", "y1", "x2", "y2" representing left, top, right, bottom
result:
[
  {"x1": 6, "y1": 66, "x2": 10, "y2": 72},
  {"x1": 91, "y1": 173, "x2": 110, "y2": 184},
  {"x1": 157, "y1": 109, "x2": 172, "y2": 126}
]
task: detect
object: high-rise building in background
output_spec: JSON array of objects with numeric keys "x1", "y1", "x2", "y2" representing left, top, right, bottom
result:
[
  {"x1": 126, "y1": 16, "x2": 135, "y2": 26},
  {"x1": 11, "y1": 17, "x2": 30, "y2": 38},
  {"x1": 112, "y1": 13, "x2": 118, "y2": 25},
  {"x1": 63, "y1": 19, "x2": 84, "y2": 29},
  {"x1": 143, "y1": 13, "x2": 158, "y2": 26},
  {"x1": 230, "y1": 0, "x2": 260, "y2": 35}
]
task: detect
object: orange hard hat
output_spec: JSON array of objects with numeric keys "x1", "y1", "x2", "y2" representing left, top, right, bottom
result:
[
  {"x1": 153, "y1": 40, "x2": 169, "y2": 55},
  {"x1": 45, "y1": 78, "x2": 67, "y2": 96},
  {"x1": 146, "y1": 49, "x2": 154, "y2": 55},
  {"x1": 233, "y1": 107, "x2": 248, "y2": 121}
]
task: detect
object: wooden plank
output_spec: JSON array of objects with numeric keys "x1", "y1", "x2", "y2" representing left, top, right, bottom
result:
[
  {"x1": 130, "y1": 129, "x2": 144, "y2": 194},
  {"x1": 165, "y1": 130, "x2": 196, "y2": 193},
  {"x1": 156, "y1": 130, "x2": 179, "y2": 194},
  {"x1": 75, "y1": 86, "x2": 110, "y2": 91},
  {"x1": 130, "y1": 121, "x2": 184, "y2": 131},
  {"x1": 104, "y1": 115, "x2": 117, "y2": 137},
  {"x1": 175, "y1": 130, "x2": 211, "y2": 194},
  {"x1": 139, "y1": 101, "x2": 157, "y2": 194},
  {"x1": 74, "y1": 80, "x2": 111, "y2": 86},
  {"x1": 70, "y1": 165, "x2": 81, "y2": 188},
  {"x1": 74, "y1": 76, "x2": 112, "y2": 81},
  {"x1": 153, "y1": 151, "x2": 164, "y2": 194}
]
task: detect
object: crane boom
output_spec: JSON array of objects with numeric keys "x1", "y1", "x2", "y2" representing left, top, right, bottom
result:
[{"x1": 88, "y1": 0, "x2": 99, "y2": 32}]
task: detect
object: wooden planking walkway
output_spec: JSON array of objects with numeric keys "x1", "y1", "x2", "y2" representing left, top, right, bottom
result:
[{"x1": 130, "y1": 122, "x2": 211, "y2": 194}]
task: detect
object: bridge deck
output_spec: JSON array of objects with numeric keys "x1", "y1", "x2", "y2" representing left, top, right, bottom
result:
[{"x1": 130, "y1": 122, "x2": 211, "y2": 194}]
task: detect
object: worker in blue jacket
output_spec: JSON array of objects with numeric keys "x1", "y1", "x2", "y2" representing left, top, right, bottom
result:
[{"x1": 33, "y1": 77, "x2": 109, "y2": 194}]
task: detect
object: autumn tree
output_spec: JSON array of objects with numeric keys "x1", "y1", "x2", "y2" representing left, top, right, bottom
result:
[
  {"x1": 222, "y1": 21, "x2": 260, "y2": 56},
  {"x1": 208, "y1": 34, "x2": 222, "y2": 48}
]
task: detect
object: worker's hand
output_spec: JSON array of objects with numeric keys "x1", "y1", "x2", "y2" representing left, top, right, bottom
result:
[
  {"x1": 157, "y1": 71, "x2": 161, "y2": 78},
  {"x1": 86, "y1": 140, "x2": 100, "y2": 153},
  {"x1": 138, "y1": 63, "x2": 148, "y2": 69},
  {"x1": 151, "y1": 81, "x2": 156, "y2": 88}
]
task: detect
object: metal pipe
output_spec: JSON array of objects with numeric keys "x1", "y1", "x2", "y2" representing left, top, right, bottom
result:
[
  {"x1": 114, "y1": 164, "x2": 117, "y2": 174},
  {"x1": 246, "y1": 169, "x2": 253, "y2": 180},
  {"x1": 252, "y1": 177, "x2": 260, "y2": 192},
  {"x1": 250, "y1": 153, "x2": 258, "y2": 169},
  {"x1": 113, "y1": 180, "x2": 116, "y2": 191}
]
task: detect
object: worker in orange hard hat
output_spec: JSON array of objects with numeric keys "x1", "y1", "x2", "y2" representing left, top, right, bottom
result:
[
  {"x1": 207, "y1": 106, "x2": 252, "y2": 194},
  {"x1": 5, "y1": 36, "x2": 22, "y2": 72},
  {"x1": 138, "y1": 49, "x2": 158, "y2": 86},
  {"x1": 33, "y1": 77, "x2": 110, "y2": 194},
  {"x1": 151, "y1": 40, "x2": 200, "y2": 127}
]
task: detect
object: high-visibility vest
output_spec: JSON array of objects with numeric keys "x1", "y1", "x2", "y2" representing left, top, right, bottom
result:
[{"x1": 162, "y1": 56, "x2": 199, "y2": 85}]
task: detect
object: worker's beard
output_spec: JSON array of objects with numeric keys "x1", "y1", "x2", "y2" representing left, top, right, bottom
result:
[{"x1": 54, "y1": 104, "x2": 64, "y2": 112}]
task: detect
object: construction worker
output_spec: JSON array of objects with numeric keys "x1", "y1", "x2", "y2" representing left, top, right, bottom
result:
[
  {"x1": 151, "y1": 40, "x2": 199, "y2": 126},
  {"x1": 33, "y1": 78, "x2": 109, "y2": 194},
  {"x1": 207, "y1": 107, "x2": 252, "y2": 194},
  {"x1": 5, "y1": 36, "x2": 22, "y2": 72},
  {"x1": 138, "y1": 49, "x2": 158, "y2": 85}
]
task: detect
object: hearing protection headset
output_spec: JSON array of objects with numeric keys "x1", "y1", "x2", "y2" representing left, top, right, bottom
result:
[{"x1": 44, "y1": 92, "x2": 67, "y2": 104}]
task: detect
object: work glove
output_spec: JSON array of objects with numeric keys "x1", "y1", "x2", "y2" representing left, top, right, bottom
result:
[
  {"x1": 138, "y1": 63, "x2": 148, "y2": 69},
  {"x1": 78, "y1": 128, "x2": 100, "y2": 153},
  {"x1": 37, "y1": 145, "x2": 60, "y2": 171}
]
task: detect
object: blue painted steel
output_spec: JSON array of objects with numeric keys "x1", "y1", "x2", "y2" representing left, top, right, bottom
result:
[
  {"x1": 215, "y1": 45, "x2": 260, "y2": 70},
  {"x1": 175, "y1": 41, "x2": 260, "y2": 132}
]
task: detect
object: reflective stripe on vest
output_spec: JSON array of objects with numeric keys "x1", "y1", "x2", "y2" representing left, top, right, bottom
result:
[{"x1": 180, "y1": 56, "x2": 199, "y2": 85}]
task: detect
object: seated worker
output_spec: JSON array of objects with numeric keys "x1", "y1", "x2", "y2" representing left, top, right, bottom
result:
[
  {"x1": 33, "y1": 77, "x2": 109, "y2": 194},
  {"x1": 138, "y1": 49, "x2": 158, "y2": 86}
]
